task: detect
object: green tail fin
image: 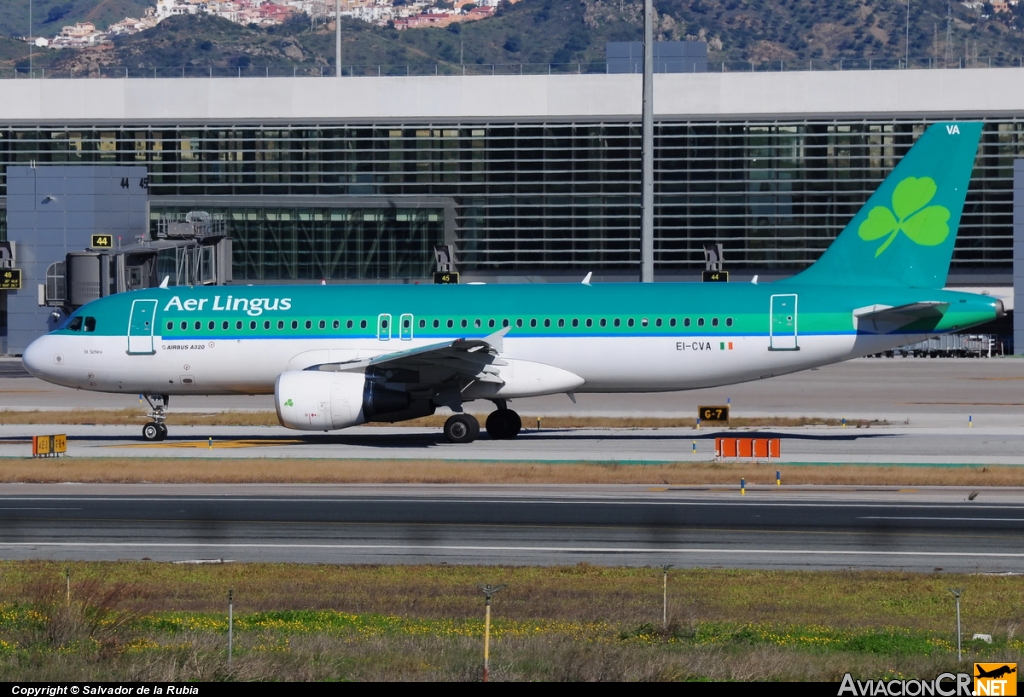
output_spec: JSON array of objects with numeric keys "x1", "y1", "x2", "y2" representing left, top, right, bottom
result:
[{"x1": 791, "y1": 121, "x2": 982, "y2": 289}]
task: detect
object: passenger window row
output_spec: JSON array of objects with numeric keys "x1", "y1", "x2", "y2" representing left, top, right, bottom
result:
[{"x1": 163, "y1": 316, "x2": 735, "y2": 332}]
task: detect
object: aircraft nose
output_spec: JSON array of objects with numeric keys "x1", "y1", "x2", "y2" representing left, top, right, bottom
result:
[{"x1": 22, "y1": 335, "x2": 60, "y2": 380}]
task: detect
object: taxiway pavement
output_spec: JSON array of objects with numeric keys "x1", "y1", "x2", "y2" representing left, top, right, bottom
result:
[
  {"x1": 5, "y1": 356, "x2": 1024, "y2": 428},
  {"x1": 1, "y1": 423, "x2": 1023, "y2": 465},
  {"x1": 3, "y1": 357, "x2": 1023, "y2": 570}
]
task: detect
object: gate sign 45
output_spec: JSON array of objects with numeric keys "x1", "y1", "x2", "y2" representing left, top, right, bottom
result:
[{"x1": 0, "y1": 269, "x2": 21, "y2": 290}]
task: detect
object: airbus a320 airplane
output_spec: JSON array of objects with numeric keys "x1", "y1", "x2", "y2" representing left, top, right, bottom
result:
[{"x1": 23, "y1": 122, "x2": 1003, "y2": 443}]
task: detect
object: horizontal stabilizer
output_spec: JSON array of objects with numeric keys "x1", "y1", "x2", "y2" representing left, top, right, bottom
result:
[{"x1": 853, "y1": 301, "x2": 948, "y2": 334}]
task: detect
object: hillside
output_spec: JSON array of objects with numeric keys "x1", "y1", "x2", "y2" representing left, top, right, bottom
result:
[
  {"x1": 7, "y1": 0, "x2": 1024, "y2": 74},
  {"x1": 0, "y1": 0, "x2": 150, "y2": 39}
]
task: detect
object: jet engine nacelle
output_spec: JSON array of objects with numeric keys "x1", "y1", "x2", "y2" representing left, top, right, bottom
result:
[{"x1": 275, "y1": 370, "x2": 430, "y2": 431}]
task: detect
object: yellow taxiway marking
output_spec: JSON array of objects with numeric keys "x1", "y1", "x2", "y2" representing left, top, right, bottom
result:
[{"x1": 105, "y1": 439, "x2": 303, "y2": 449}]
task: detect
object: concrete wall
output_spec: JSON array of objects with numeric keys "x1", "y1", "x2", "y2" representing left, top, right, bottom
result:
[
  {"x1": 6, "y1": 166, "x2": 148, "y2": 354},
  {"x1": 1, "y1": 69, "x2": 1024, "y2": 124}
]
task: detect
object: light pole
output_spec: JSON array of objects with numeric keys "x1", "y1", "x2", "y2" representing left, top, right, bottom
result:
[
  {"x1": 661, "y1": 564, "x2": 673, "y2": 628},
  {"x1": 948, "y1": 587, "x2": 963, "y2": 662},
  {"x1": 335, "y1": 0, "x2": 341, "y2": 76},
  {"x1": 905, "y1": 0, "x2": 911, "y2": 68},
  {"x1": 640, "y1": 0, "x2": 654, "y2": 282},
  {"x1": 478, "y1": 584, "x2": 505, "y2": 682},
  {"x1": 29, "y1": 0, "x2": 33, "y2": 77},
  {"x1": 227, "y1": 588, "x2": 234, "y2": 669}
]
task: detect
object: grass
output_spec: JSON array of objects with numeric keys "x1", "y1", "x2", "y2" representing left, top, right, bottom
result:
[
  {"x1": 0, "y1": 457, "x2": 1020, "y2": 486},
  {"x1": 0, "y1": 408, "x2": 885, "y2": 430},
  {"x1": 0, "y1": 562, "x2": 1020, "y2": 681}
]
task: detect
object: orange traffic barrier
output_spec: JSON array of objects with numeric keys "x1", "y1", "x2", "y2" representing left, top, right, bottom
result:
[{"x1": 715, "y1": 437, "x2": 780, "y2": 459}]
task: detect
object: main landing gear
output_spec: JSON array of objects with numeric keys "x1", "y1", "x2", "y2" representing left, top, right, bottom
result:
[
  {"x1": 485, "y1": 407, "x2": 522, "y2": 440},
  {"x1": 141, "y1": 394, "x2": 169, "y2": 442},
  {"x1": 443, "y1": 413, "x2": 480, "y2": 444},
  {"x1": 442, "y1": 402, "x2": 522, "y2": 444}
]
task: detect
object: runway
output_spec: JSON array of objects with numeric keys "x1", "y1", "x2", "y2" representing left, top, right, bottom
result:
[{"x1": 0, "y1": 484, "x2": 1021, "y2": 571}]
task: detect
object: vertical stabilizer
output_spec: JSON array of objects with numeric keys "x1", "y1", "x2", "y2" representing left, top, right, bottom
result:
[{"x1": 791, "y1": 122, "x2": 982, "y2": 289}]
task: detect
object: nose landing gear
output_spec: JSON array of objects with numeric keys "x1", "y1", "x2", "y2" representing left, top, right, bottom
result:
[{"x1": 141, "y1": 394, "x2": 169, "y2": 441}]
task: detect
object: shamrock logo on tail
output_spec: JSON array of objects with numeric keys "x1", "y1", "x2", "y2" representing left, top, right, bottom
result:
[
  {"x1": 284, "y1": 399, "x2": 294, "y2": 407},
  {"x1": 858, "y1": 176, "x2": 951, "y2": 257}
]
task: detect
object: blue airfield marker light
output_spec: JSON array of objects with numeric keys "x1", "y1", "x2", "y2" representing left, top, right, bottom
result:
[
  {"x1": 696, "y1": 416, "x2": 701, "y2": 431},
  {"x1": 969, "y1": 415, "x2": 973, "y2": 428},
  {"x1": 776, "y1": 470, "x2": 781, "y2": 486},
  {"x1": 740, "y1": 478, "x2": 746, "y2": 496},
  {"x1": 842, "y1": 416, "x2": 846, "y2": 428},
  {"x1": 209, "y1": 436, "x2": 213, "y2": 450},
  {"x1": 692, "y1": 440, "x2": 697, "y2": 455}
]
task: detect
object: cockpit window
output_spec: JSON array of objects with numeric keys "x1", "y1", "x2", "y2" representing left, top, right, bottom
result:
[
  {"x1": 67, "y1": 317, "x2": 83, "y2": 331},
  {"x1": 84, "y1": 317, "x2": 97, "y2": 332}
]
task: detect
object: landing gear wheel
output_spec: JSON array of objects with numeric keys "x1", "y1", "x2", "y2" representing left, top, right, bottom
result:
[
  {"x1": 486, "y1": 409, "x2": 522, "y2": 439},
  {"x1": 505, "y1": 410, "x2": 522, "y2": 438},
  {"x1": 141, "y1": 394, "x2": 170, "y2": 442},
  {"x1": 444, "y1": 414, "x2": 480, "y2": 444}
]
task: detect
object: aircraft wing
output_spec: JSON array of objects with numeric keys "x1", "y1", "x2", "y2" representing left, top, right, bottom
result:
[
  {"x1": 309, "y1": 326, "x2": 510, "y2": 385},
  {"x1": 853, "y1": 302, "x2": 949, "y2": 334}
]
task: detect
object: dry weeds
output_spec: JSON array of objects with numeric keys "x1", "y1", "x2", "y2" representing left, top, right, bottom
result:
[
  {"x1": 0, "y1": 457, "x2": 1020, "y2": 486},
  {"x1": 0, "y1": 562, "x2": 1022, "y2": 681},
  {"x1": 2, "y1": 562, "x2": 1020, "y2": 629},
  {"x1": 0, "y1": 408, "x2": 883, "y2": 430}
]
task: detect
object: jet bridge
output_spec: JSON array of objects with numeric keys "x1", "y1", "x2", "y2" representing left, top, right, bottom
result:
[{"x1": 39, "y1": 211, "x2": 232, "y2": 315}]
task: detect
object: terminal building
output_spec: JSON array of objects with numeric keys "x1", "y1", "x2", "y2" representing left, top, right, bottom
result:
[{"x1": 1, "y1": 68, "x2": 1022, "y2": 352}]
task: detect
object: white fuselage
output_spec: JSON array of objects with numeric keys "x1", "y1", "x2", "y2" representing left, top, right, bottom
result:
[{"x1": 24, "y1": 330, "x2": 912, "y2": 398}]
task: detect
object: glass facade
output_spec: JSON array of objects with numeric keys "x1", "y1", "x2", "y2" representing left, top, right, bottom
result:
[
  {"x1": 0, "y1": 119, "x2": 1020, "y2": 275},
  {"x1": 151, "y1": 205, "x2": 445, "y2": 281}
]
